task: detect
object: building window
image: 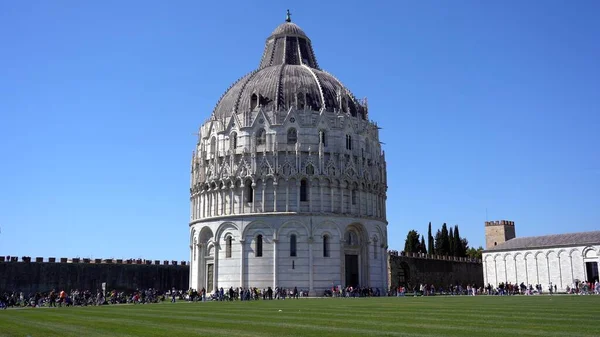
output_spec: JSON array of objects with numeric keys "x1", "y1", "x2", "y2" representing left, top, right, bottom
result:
[
  {"x1": 300, "y1": 179, "x2": 308, "y2": 201},
  {"x1": 319, "y1": 130, "x2": 326, "y2": 146},
  {"x1": 210, "y1": 136, "x2": 216, "y2": 154},
  {"x1": 245, "y1": 181, "x2": 253, "y2": 203},
  {"x1": 346, "y1": 135, "x2": 352, "y2": 150},
  {"x1": 287, "y1": 128, "x2": 297, "y2": 144},
  {"x1": 230, "y1": 132, "x2": 237, "y2": 150},
  {"x1": 251, "y1": 93, "x2": 258, "y2": 110},
  {"x1": 256, "y1": 129, "x2": 266, "y2": 146},
  {"x1": 323, "y1": 235, "x2": 330, "y2": 257},
  {"x1": 351, "y1": 189, "x2": 357, "y2": 205},
  {"x1": 290, "y1": 234, "x2": 297, "y2": 257},
  {"x1": 256, "y1": 235, "x2": 263, "y2": 257},
  {"x1": 226, "y1": 236, "x2": 232, "y2": 258}
]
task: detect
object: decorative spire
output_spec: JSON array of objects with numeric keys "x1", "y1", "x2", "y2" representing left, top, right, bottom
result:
[{"x1": 286, "y1": 9, "x2": 292, "y2": 22}]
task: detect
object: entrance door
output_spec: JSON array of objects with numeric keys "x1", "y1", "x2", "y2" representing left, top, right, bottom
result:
[
  {"x1": 585, "y1": 262, "x2": 599, "y2": 282},
  {"x1": 345, "y1": 254, "x2": 359, "y2": 287},
  {"x1": 207, "y1": 263, "x2": 214, "y2": 293}
]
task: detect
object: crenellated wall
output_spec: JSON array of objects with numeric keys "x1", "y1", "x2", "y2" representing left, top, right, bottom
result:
[
  {"x1": 387, "y1": 251, "x2": 483, "y2": 291},
  {"x1": 0, "y1": 257, "x2": 189, "y2": 294}
]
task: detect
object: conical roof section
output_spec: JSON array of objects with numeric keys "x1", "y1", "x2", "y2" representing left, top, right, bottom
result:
[
  {"x1": 258, "y1": 12, "x2": 319, "y2": 69},
  {"x1": 209, "y1": 12, "x2": 367, "y2": 121}
]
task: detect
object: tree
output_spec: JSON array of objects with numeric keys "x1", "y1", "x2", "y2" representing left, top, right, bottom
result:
[
  {"x1": 449, "y1": 226, "x2": 455, "y2": 256},
  {"x1": 440, "y1": 223, "x2": 450, "y2": 255},
  {"x1": 419, "y1": 235, "x2": 427, "y2": 254},
  {"x1": 461, "y1": 238, "x2": 469, "y2": 257},
  {"x1": 434, "y1": 229, "x2": 443, "y2": 255},
  {"x1": 427, "y1": 222, "x2": 434, "y2": 255},
  {"x1": 403, "y1": 230, "x2": 420, "y2": 253},
  {"x1": 466, "y1": 246, "x2": 483, "y2": 259},
  {"x1": 454, "y1": 225, "x2": 464, "y2": 257}
]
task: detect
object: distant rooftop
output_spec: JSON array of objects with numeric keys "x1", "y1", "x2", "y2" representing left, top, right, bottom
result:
[{"x1": 484, "y1": 230, "x2": 600, "y2": 252}]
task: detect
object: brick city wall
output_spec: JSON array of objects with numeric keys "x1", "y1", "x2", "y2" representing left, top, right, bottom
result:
[
  {"x1": 388, "y1": 251, "x2": 483, "y2": 290},
  {"x1": 0, "y1": 256, "x2": 189, "y2": 294}
]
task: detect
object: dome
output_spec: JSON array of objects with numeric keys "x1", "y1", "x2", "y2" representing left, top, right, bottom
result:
[
  {"x1": 271, "y1": 22, "x2": 307, "y2": 38},
  {"x1": 211, "y1": 14, "x2": 367, "y2": 121}
]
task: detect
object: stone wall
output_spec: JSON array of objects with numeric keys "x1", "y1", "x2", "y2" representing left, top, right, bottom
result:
[
  {"x1": 0, "y1": 257, "x2": 189, "y2": 294},
  {"x1": 388, "y1": 251, "x2": 483, "y2": 290}
]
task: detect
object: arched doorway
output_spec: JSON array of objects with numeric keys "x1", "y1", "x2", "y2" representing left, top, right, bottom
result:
[{"x1": 343, "y1": 224, "x2": 369, "y2": 287}]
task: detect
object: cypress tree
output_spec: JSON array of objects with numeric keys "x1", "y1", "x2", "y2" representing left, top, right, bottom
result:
[
  {"x1": 404, "y1": 230, "x2": 420, "y2": 253},
  {"x1": 454, "y1": 225, "x2": 463, "y2": 257},
  {"x1": 449, "y1": 226, "x2": 455, "y2": 256},
  {"x1": 419, "y1": 235, "x2": 427, "y2": 254},
  {"x1": 427, "y1": 222, "x2": 434, "y2": 255},
  {"x1": 440, "y1": 223, "x2": 450, "y2": 255},
  {"x1": 434, "y1": 229, "x2": 443, "y2": 255}
]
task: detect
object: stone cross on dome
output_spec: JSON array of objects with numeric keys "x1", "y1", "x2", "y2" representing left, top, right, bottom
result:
[{"x1": 286, "y1": 9, "x2": 292, "y2": 22}]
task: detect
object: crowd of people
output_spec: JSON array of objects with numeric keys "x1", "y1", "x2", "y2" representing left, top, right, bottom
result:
[
  {"x1": 2, "y1": 280, "x2": 599, "y2": 309},
  {"x1": 0, "y1": 288, "x2": 184, "y2": 309}
]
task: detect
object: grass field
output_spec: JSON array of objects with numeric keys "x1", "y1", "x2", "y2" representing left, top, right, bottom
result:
[{"x1": 0, "y1": 296, "x2": 598, "y2": 337}]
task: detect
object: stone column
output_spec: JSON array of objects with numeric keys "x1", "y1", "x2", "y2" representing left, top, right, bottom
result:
[
  {"x1": 239, "y1": 240, "x2": 245, "y2": 288},
  {"x1": 273, "y1": 239, "x2": 279, "y2": 289},
  {"x1": 340, "y1": 185, "x2": 345, "y2": 213},
  {"x1": 262, "y1": 182, "x2": 266, "y2": 212},
  {"x1": 285, "y1": 181, "x2": 289, "y2": 212},
  {"x1": 190, "y1": 198, "x2": 194, "y2": 220},
  {"x1": 273, "y1": 181, "x2": 278, "y2": 212},
  {"x1": 251, "y1": 182, "x2": 256, "y2": 213},
  {"x1": 558, "y1": 255, "x2": 563, "y2": 288},
  {"x1": 198, "y1": 243, "x2": 204, "y2": 290},
  {"x1": 296, "y1": 181, "x2": 301, "y2": 212},
  {"x1": 308, "y1": 236, "x2": 315, "y2": 296},
  {"x1": 319, "y1": 181, "x2": 324, "y2": 213},
  {"x1": 238, "y1": 185, "x2": 243, "y2": 214},
  {"x1": 213, "y1": 243, "x2": 219, "y2": 291},
  {"x1": 330, "y1": 183, "x2": 334, "y2": 213},
  {"x1": 230, "y1": 186, "x2": 234, "y2": 215},
  {"x1": 189, "y1": 244, "x2": 193, "y2": 288}
]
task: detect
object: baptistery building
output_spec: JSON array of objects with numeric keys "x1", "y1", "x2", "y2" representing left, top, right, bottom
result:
[{"x1": 188, "y1": 13, "x2": 388, "y2": 296}]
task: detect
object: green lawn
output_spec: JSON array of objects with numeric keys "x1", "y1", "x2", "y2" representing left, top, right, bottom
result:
[{"x1": 0, "y1": 296, "x2": 598, "y2": 337}]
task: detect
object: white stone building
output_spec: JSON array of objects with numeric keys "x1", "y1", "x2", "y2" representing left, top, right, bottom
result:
[
  {"x1": 482, "y1": 220, "x2": 600, "y2": 291},
  {"x1": 188, "y1": 13, "x2": 388, "y2": 296}
]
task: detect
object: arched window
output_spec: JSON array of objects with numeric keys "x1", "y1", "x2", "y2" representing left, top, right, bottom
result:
[
  {"x1": 306, "y1": 164, "x2": 314, "y2": 176},
  {"x1": 319, "y1": 130, "x2": 326, "y2": 146},
  {"x1": 300, "y1": 179, "x2": 308, "y2": 201},
  {"x1": 351, "y1": 189, "x2": 357, "y2": 205},
  {"x1": 365, "y1": 139, "x2": 370, "y2": 153},
  {"x1": 251, "y1": 93, "x2": 258, "y2": 110},
  {"x1": 210, "y1": 136, "x2": 216, "y2": 154},
  {"x1": 245, "y1": 181, "x2": 253, "y2": 203},
  {"x1": 287, "y1": 128, "x2": 297, "y2": 144},
  {"x1": 256, "y1": 129, "x2": 266, "y2": 146},
  {"x1": 346, "y1": 135, "x2": 352, "y2": 150},
  {"x1": 290, "y1": 234, "x2": 297, "y2": 257},
  {"x1": 323, "y1": 235, "x2": 330, "y2": 257},
  {"x1": 230, "y1": 132, "x2": 237, "y2": 150},
  {"x1": 256, "y1": 235, "x2": 263, "y2": 257},
  {"x1": 226, "y1": 236, "x2": 232, "y2": 258}
]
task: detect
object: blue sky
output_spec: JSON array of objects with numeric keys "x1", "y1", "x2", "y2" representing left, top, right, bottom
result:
[{"x1": 1, "y1": 1, "x2": 599, "y2": 261}]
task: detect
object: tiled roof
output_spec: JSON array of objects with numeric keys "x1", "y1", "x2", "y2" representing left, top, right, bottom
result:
[{"x1": 485, "y1": 230, "x2": 600, "y2": 252}]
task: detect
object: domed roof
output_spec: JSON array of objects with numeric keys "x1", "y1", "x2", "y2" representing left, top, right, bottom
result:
[
  {"x1": 271, "y1": 22, "x2": 307, "y2": 38},
  {"x1": 211, "y1": 12, "x2": 367, "y2": 120}
]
